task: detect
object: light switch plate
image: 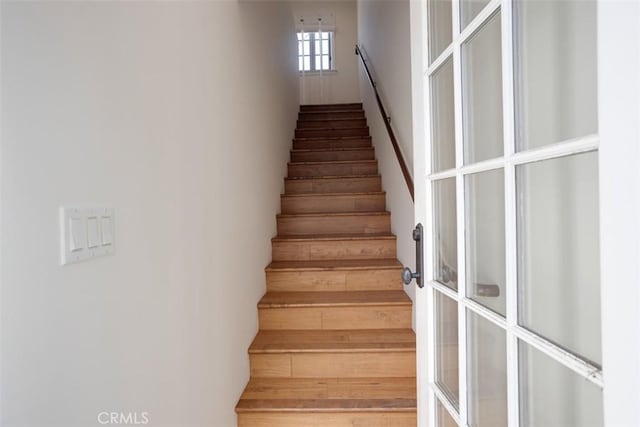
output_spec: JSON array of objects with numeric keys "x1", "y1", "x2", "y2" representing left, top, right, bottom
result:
[{"x1": 60, "y1": 207, "x2": 115, "y2": 265}]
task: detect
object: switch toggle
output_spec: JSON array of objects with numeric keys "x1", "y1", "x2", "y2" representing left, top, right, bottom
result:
[
  {"x1": 87, "y1": 217, "x2": 100, "y2": 248},
  {"x1": 101, "y1": 216, "x2": 113, "y2": 246},
  {"x1": 69, "y1": 217, "x2": 85, "y2": 252}
]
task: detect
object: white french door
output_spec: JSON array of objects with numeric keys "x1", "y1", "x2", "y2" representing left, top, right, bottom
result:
[{"x1": 409, "y1": 0, "x2": 640, "y2": 426}]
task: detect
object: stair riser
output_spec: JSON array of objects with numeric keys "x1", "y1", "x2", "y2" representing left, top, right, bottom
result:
[
  {"x1": 297, "y1": 119, "x2": 367, "y2": 129},
  {"x1": 298, "y1": 111, "x2": 365, "y2": 120},
  {"x1": 295, "y1": 128, "x2": 369, "y2": 139},
  {"x1": 266, "y1": 269, "x2": 403, "y2": 292},
  {"x1": 271, "y1": 238, "x2": 396, "y2": 261},
  {"x1": 291, "y1": 150, "x2": 374, "y2": 162},
  {"x1": 281, "y1": 194, "x2": 386, "y2": 214},
  {"x1": 293, "y1": 139, "x2": 372, "y2": 150},
  {"x1": 250, "y1": 352, "x2": 416, "y2": 378},
  {"x1": 285, "y1": 177, "x2": 381, "y2": 194},
  {"x1": 238, "y1": 412, "x2": 417, "y2": 427},
  {"x1": 277, "y1": 215, "x2": 391, "y2": 236},
  {"x1": 258, "y1": 305, "x2": 412, "y2": 330},
  {"x1": 300, "y1": 104, "x2": 363, "y2": 112},
  {"x1": 288, "y1": 162, "x2": 378, "y2": 178}
]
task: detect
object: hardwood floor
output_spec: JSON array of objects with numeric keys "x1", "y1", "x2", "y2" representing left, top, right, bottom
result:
[{"x1": 235, "y1": 103, "x2": 417, "y2": 426}]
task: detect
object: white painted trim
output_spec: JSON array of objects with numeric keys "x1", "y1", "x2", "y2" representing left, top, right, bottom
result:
[
  {"x1": 513, "y1": 325, "x2": 603, "y2": 387},
  {"x1": 428, "y1": 169, "x2": 458, "y2": 181},
  {"x1": 427, "y1": 46, "x2": 455, "y2": 77},
  {"x1": 501, "y1": 2, "x2": 519, "y2": 424},
  {"x1": 451, "y1": 0, "x2": 468, "y2": 422},
  {"x1": 433, "y1": 382, "x2": 461, "y2": 425},
  {"x1": 410, "y1": 0, "x2": 431, "y2": 425},
  {"x1": 427, "y1": 135, "x2": 599, "y2": 183},
  {"x1": 463, "y1": 297, "x2": 507, "y2": 330},
  {"x1": 458, "y1": 0, "x2": 502, "y2": 46},
  {"x1": 509, "y1": 134, "x2": 599, "y2": 166},
  {"x1": 0, "y1": 0, "x2": 4, "y2": 418},
  {"x1": 597, "y1": 1, "x2": 640, "y2": 425},
  {"x1": 430, "y1": 280, "x2": 458, "y2": 301}
]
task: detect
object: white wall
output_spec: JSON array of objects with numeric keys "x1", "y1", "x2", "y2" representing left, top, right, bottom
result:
[
  {"x1": 357, "y1": 0, "x2": 413, "y2": 167},
  {"x1": 0, "y1": 1, "x2": 298, "y2": 426},
  {"x1": 357, "y1": 0, "x2": 416, "y2": 322},
  {"x1": 293, "y1": 0, "x2": 360, "y2": 105}
]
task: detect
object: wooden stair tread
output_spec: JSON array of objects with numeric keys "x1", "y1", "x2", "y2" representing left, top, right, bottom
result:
[
  {"x1": 272, "y1": 233, "x2": 395, "y2": 242},
  {"x1": 296, "y1": 128, "x2": 369, "y2": 137},
  {"x1": 285, "y1": 174, "x2": 380, "y2": 181},
  {"x1": 298, "y1": 115, "x2": 366, "y2": 120},
  {"x1": 298, "y1": 118, "x2": 366, "y2": 124},
  {"x1": 236, "y1": 377, "x2": 416, "y2": 412},
  {"x1": 287, "y1": 161, "x2": 378, "y2": 179},
  {"x1": 301, "y1": 103, "x2": 363, "y2": 109},
  {"x1": 299, "y1": 110, "x2": 365, "y2": 114},
  {"x1": 236, "y1": 399, "x2": 415, "y2": 413},
  {"x1": 277, "y1": 211, "x2": 390, "y2": 218},
  {"x1": 293, "y1": 136, "x2": 371, "y2": 142},
  {"x1": 281, "y1": 191, "x2": 385, "y2": 198},
  {"x1": 301, "y1": 103, "x2": 363, "y2": 106},
  {"x1": 293, "y1": 142, "x2": 373, "y2": 150},
  {"x1": 258, "y1": 290, "x2": 411, "y2": 308},
  {"x1": 296, "y1": 126, "x2": 369, "y2": 130},
  {"x1": 288, "y1": 160, "x2": 377, "y2": 166},
  {"x1": 249, "y1": 329, "x2": 415, "y2": 353},
  {"x1": 298, "y1": 117, "x2": 365, "y2": 122},
  {"x1": 266, "y1": 259, "x2": 402, "y2": 271},
  {"x1": 291, "y1": 147, "x2": 373, "y2": 153}
]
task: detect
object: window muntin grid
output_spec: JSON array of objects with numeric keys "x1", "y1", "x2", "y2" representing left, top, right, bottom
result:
[{"x1": 297, "y1": 31, "x2": 333, "y2": 72}]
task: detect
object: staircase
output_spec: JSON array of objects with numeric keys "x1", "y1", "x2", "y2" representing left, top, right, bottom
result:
[{"x1": 235, "y1": 103, "x2": 417, "y2": 426}]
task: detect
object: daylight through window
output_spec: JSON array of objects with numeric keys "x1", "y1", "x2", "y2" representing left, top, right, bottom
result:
[{"x1": 297, "y1": 32, "x2": 333, "y2": 72}]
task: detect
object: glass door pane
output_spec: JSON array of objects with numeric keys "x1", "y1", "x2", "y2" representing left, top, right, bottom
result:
[
  {"x1": 514, "y1": 0, "x2": 598, "y2": 150},
  {"x1": 436, "y1": 291, "x2": 460, "y2": 405},
  {"x1": 434, "y1": 178, "x2": 458, "y2": 290},
  {"x1": 437, "y1": 400, "x2": 458, "y2": 427},
  {"x1": 467, "y1": 311, "x2": 507, "y2": 427},
  {"x1": 460, "y1": 0, "x2": 491, "y2": 29},
  {"x1": 516, "y1": 151, "x2": 601, "y2": 364},
  {"x1": 462, "y1": 12, "x2": 503, "y2": 164},
  {"x1": 465, "y1": 169, "x2": 506, "y2": 315},
  {"x1": 519, "y1": 341, "x2": 603, "y2": 427},
  {"x1": 428, "y1": 0, "x2": 453, "y2": 64},
  {"x1": 431, "y1": 58, "x2": 456, "y2": 172}
]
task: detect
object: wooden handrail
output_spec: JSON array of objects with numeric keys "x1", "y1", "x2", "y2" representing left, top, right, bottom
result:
[{"x1": 355, "y1": 44, "x2": 414, "y2": 201}]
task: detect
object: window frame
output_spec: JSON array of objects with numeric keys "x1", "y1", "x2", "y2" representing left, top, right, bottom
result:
[{"x1": 297, "y1": 31, "x2": 335, "y2": 73}]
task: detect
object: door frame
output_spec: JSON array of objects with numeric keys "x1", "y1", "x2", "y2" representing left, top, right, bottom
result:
[
  {"x1": 597, "y1": 0, "x2": 640, "y2": 424},
  {"x1": 409, "y1": 0, "x2": 640, "y2": 425}
]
